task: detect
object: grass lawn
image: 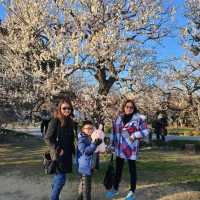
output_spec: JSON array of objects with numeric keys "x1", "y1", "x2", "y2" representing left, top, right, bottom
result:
[
  {"x1": 167, "y1": 127, "x2": 200, "y2": 136},
  {"x1": 0, "y1": 130, "x2": 200, "y2": 200}
]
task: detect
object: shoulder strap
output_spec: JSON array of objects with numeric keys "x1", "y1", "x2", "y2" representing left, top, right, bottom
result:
[{"x1": 55, "y1": 118, "x2": 61, "y2": 144}]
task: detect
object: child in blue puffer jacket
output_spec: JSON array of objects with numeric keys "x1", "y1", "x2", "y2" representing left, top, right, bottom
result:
[{"x1": 77, "y1": 120, "x2": 102, "y2": 200}]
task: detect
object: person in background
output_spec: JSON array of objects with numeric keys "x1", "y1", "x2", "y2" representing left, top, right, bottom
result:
[
  {"x1": 40, "y1": 109, "x2": 51, "y2": 137},
  {"x1": 154, "y1": 113, "x2": 168, "y2": 142}
]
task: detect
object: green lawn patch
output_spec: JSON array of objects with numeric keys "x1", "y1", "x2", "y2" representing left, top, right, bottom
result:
[
  {"x1": 1, "y1": 129, "x2": 200, "y2": 190},
  {"x1": 167, "y1": 127, "x2": 200, "y2": 136}
]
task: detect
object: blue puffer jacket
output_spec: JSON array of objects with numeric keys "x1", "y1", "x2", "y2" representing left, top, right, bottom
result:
[{"x1": 77, "y1": 132, "x2": 97, "y2": 176}]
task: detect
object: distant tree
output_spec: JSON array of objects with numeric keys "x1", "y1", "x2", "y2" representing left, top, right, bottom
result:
[{"x1": 0, "y1": 0, "x2": 174, "y2": 124}]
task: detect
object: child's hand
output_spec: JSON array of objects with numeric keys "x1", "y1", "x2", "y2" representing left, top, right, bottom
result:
[{"x1": 91, "y1": 129, "x2": 101, "y2": 141}]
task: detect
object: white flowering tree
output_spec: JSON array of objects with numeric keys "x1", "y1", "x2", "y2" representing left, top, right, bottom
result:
[
  {"x1": 180, "y1": 0, "x2": 200, "y2": 95},
  {"x1": 62, "y1": 0, "x2": 174, "y2": 94},
  {"x1": 169, "y1": 0, "x2": 200, "y2": 129},
  {"x1": 73, "y1": 85, "x2": 121, "y2": 125},
  {"x1": 0, "y1": 0, "x2": 174, "y2": 124},
  {"x1": 0, "y1": 1, "x2": 72, "y2": 119}
]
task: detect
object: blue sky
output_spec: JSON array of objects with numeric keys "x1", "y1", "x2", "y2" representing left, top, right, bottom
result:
[
  {"x1": 156, "y1": 0, "x2": 187, "y2": 61},
  {"x1": 0, "y1": 0, "x2": 187, "y2": 62},
  {"x1": 0, "y1": 3, "x2": 7, "y2": 21}
]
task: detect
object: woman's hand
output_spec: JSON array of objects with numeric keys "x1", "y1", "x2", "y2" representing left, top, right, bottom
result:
[
  {"x1": 106, "y1": 145, "x2": 115, "y2": 153},
  {"x1": 59, "y1": 149, "x2": 64, "y2": 156},
  {"x1": 91, "y1": 129, "x2": 101, "y2": 142},
  {"x1": 130, "y1": 134, "x2": 135, "y2": 142},
  {"x1": 56, "y1": 147, "x2": 64, "y2": 156}
]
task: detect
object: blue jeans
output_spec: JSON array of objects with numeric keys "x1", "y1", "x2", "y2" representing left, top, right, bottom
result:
[{"x1": 51, "y1": 173, "x2": 66, "y2": 200}]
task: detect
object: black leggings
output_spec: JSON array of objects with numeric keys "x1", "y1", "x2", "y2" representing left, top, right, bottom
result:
[{"x1": 113, "y1": 156, "x2": 137, "y2": 192}]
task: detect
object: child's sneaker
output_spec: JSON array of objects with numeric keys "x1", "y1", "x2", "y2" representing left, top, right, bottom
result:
[
  {"x1": 105, "y1": 189, "x2": 119, "y2": 199},
  {"x1": 125, "y1": 191, "x2": 135, "y2": 200}
]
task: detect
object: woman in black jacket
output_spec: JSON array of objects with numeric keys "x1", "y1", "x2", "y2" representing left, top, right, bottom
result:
[{"x1": 45, "y1": 98, "x2": 75, "y2": 200}]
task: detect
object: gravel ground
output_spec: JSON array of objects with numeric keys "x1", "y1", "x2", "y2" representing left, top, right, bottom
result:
[{"x1": 0, "y1": 173, "x2": 200, "y2": 200}]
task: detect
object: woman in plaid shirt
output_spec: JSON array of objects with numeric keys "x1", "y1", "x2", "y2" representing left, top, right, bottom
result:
[{"x1": 106, "y1": 99, "x2": 149, "y2": 200}]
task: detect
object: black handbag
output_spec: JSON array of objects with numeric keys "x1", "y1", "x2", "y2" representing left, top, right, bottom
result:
[
  {"x1": 103, "y1": 154, "x2": 115, "y2": 190},
  {"x1": 43, "y1": 151, "x2": 57, "y2": 175}
]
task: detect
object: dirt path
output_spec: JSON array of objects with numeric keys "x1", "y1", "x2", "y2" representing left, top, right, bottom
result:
[{"x1": 0, "y1": 172, "x2": 200, "y2": 200}]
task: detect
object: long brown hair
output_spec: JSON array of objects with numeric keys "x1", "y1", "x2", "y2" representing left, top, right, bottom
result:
[
  {"x1": 54, "y1": 98, "x2": 74, "y2": 127},
  {"x1": 121, "y1": 99, "x2": 138, "y2": 115}
]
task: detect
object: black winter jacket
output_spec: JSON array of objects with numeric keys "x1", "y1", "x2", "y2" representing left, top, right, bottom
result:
[{"x1": 44, "y1": 117, "x2": 75, "y2": 173}]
